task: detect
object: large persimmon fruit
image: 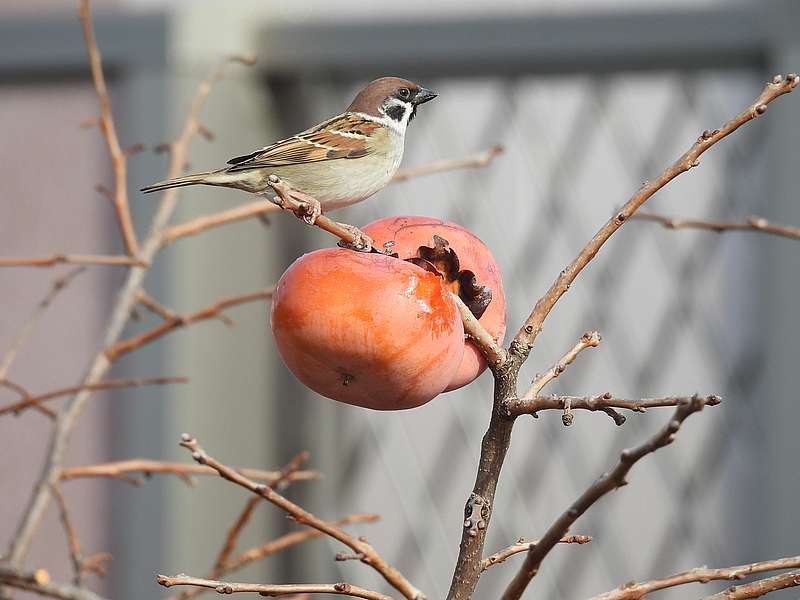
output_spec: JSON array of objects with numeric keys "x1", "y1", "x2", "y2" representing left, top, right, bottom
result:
[
  {"x1": 362, "y1": 216, "x2": 506, "y2": 391},
  {"x1": 270, "y1": 248, "x2": 465, "y2": 410}
]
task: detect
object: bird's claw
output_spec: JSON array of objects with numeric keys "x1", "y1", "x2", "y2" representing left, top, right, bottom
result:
[{"x1": 294, "y1": 194, "x2": 322, "y2": 226}]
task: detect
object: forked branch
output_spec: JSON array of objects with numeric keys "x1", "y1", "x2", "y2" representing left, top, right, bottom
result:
[
  {"x1": 79, "y1": 0, "x2": 138, "y2": 256},
  {"x1": 703, "y1": 570, "x2": 800, "y2": 599},
  {"x1": 592, "y1": 554, "x2": 800, "y2": 599},
  {"x1": 500, "y1": 395, "x2": 719, "y2": 599},
  {"x1": 177, "y1": 435, "x2": 424, "y2": 600}
]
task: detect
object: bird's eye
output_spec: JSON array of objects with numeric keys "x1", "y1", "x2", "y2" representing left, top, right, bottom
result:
[{"x1": 398, "y1": 88, "x2": 411, "y2": 99}]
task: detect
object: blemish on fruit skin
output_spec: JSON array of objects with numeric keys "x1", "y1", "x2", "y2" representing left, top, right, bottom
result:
[{"x1": 339, "y1": 372, "x2": 354, "y2": 386}]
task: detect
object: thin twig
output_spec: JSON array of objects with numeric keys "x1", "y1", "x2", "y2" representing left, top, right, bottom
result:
[
  {"x1": 0, "y1": 377, "x2": 188, "y2": 417},
  {"x1": 104, "y1": 288, "x2": 274, "y2": 361},
  {"x1": 178, "y1": 435, "x2": 424, "y2": 600},
  {"x1": 135, "y1": 291, "x2": 178, "y2": 321},
  {"x1": 507, "y1": 393, "x2": 722, "y2": 423},
  {"x1": 0, "y1": 255, "x2": 145, "y2": 268},
  {"x1": 79, "y1": 0, "x2": 138, "y2": 255},
  {"x1": 703, "y1": 570, "x2": 800, "y2": 599},
  {"x1": 59, "y1": 460, "x2": 319, "y2": 487},
  {"x1": 0, "y1": 565, "x2": 108, "y2": 600},
  {"x1": 391, "y1": 145, "x2": 504, "y2": 183},
  {"x1": 522, "y1": 332, "x2": 601, "y2": 400},
  {"x1": 500, "y1": 395, "x2": 719, "y2": 600},
  {"x1": 50, "y1": 486, "x2": 87, "y2": 585},
  {"x1": 161, "y1": 202, "x2": 280, "y2": 245},
  {"x1": 157, "y1": 575, "x2": 393, "y2": 600},
  {"x1": 591, "y1": 555, "x2": 800, "y2": 599},
  {"x1": 0, "y1": 268, "x2": 85, "y2": 379},
  {"x1": 450, "y1": 292, "x2": 507, "y2": 368},
  {"x1": 482, "y1": 536, "x2": 591, "y2": 572},
  {"x1": 212, "y1": 451, "x2": 310, "y2": 575},
  {"x1": 635, "y1": 211, "x2": 800, "y2": 241},
  {"x1": 0, "y1": 380, "x2": 57, "y2": 419},
  {"x1": 229, "y1": 515, "x2": 380, "y2": 573}
]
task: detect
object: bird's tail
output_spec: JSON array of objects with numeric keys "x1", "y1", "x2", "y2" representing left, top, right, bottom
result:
[{"x1": 140, "y1": 171, "x2": 219, "y2": 193}]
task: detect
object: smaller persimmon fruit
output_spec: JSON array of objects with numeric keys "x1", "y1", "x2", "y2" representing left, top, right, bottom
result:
[{"x1": 362, "y1": 216, "x2": 506, "y2": 391}]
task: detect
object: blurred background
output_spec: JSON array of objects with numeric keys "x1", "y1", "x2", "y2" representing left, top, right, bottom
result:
[{"x1": 2, "y1": 0, "x2": 800, "y2": 598}]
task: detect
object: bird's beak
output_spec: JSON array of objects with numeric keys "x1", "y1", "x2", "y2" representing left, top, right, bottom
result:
[{"x1": 413, "y1": 87, "x2": 438, "y2": 105}]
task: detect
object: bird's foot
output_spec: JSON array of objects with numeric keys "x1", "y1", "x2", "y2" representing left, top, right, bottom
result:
[
  {"x1": 336, "y1": 223, "x2": 374, "y2": 253},
  {"x1": 289, "y1": 190, "x2": 322, "y2": 225}
]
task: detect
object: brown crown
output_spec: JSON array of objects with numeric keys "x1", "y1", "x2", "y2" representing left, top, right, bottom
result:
[{"x1": 347, "y1": 77, "x2": 421, "y2": 116}]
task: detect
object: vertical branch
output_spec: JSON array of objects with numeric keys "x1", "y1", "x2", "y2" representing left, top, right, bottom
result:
[
  {"x1": 50, "y1": 486, "x2": 85, "y2": 586},
  {"x1": 78, "y1": 0, "x2": 138, "y2": 256}
]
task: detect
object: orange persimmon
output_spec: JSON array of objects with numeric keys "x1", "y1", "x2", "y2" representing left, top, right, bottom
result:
[{"x1": 270, "y1": 248, "x2": 465, "y2": 410}]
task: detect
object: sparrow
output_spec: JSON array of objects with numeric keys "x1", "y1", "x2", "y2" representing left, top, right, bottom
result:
[{"x1": 141, "y1": 77, "x2": 437, "y2": 215}]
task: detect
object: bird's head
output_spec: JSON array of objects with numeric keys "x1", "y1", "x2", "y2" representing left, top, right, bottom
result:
[{"x1": 347, "y1": 77, "x2": 437, "y2": 130}]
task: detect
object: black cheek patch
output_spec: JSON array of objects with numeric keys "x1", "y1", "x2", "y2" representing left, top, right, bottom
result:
[{"x1": 385, "y1": 104, "x2": 406, "y2": 122}]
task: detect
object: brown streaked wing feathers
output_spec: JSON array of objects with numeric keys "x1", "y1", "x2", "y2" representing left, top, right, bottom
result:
[{"x1": 225, "y1": 114, "x2": 381, "y2": 170}]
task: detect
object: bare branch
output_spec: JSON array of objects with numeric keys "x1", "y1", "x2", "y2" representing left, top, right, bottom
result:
[
  {"x1": 0, "y1": 268, "x2": 85, "y2": 379},
  {"x1": 391, "y1": 145, "x2": 504, "y2": 183},
  {"x1": 50, "y1": 485, "x2": 109, "y2": 585},
  {"x1": 59, "y1": 459, "x2": 319, "y2": 487},
  {"x1": 592, "y1": 555, "x2": 800, "y2": 600},
  {"x1": 157, "y1": 575, "x2": 393, "y2": 600},
  {"x1": 104, "y1": 288, "x2": 274, "y2": 361},
  {"x1": 703, "y1": 570, "x2": 800, "y2": 599},
  {"x1": 267, "y1": 176, "x2": 374, "y2": 252},
  {"x1": 522, "y1": 332, "x2": 601, "y2": 400},
  {"x1": 509, "y1": 74, "x2": 800, "y2": 366},
  {"x1": 171, "y1": 515, "x2": 381, "y2": 600},
  {"x1": 0, "y1": 377, "x2": 188, "y2": 417},
  {"x1": 78, "y1": 0, "x2": 138, "y2": 255},
  {"x1": 450, "y1": 292, "x2": 507, "y2": 368},
  {"x1": 635, "y1": 211, "x2": 800, "y2": 241},
  {"x1": 0, "y1": 565, "x2": 108, "y2": 600},
  {"x1": 135, "y1": 291, "x2": 178, "y2": 321},
  {"x1": 0, "y1": 255, "x2": 145, "y2": 268},
  {"x1": 500, "y1": 395, "x2": 719, "y2": 600},
  {"x1": 161, "y1": 202, "x2": 280, "y2": 245},
  {"x1": 213, "y1": 451, "x2": 310, "y2": 575},
  {"x1": 482, "y1": 536, "x2": 591, "y2": 572},
  {"x1": 506, "y1": 393, "x2": 722, "y2": 423},
  {"x1": 1, "y1": 379, "x2": 57, "y2": 419},
  {"x1": 178, "y1": 434, "x2": 423, "y2": 600}
]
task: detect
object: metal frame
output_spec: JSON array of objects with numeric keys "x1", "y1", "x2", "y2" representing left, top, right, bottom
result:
[{"x1": 258, "y1": 6, "x2": 768, "y2": 77}]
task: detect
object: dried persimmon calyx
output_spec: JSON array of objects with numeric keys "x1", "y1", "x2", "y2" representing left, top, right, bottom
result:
[{"x1": 404, "y1": 234, "x2": 493, "y2": 319}]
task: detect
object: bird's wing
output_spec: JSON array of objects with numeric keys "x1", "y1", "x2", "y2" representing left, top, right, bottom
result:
[{"x1": 225, "y1": 113, "x2": 383, "y2": 170}]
